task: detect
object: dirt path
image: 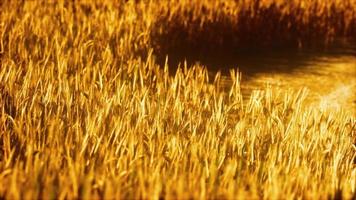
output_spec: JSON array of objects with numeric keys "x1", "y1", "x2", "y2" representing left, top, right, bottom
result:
[{"x1": 222, "y1": 54, "x2": 356, "y2": 115}]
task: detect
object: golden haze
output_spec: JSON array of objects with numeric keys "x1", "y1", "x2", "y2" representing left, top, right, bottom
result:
[{"x1": 0, "y1": 0, "x2": 355, "y2": 199}]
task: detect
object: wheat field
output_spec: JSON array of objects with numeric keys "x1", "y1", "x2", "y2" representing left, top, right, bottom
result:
[{"x1": 0, "y1": 0, "x2": 355, "y2": 199}]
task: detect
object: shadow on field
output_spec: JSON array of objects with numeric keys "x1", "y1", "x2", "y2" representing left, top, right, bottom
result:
[{"x1": 152, "y1": 42, "x2": 356, "y2": 78}]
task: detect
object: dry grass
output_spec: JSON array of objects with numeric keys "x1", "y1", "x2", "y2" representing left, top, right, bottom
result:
[
  {"x1": 151, "y1": 0, "x2": 356, "y2": 62},
  {"x1": 0, "y1": 0, "x2": 355, "y2": 199}
]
